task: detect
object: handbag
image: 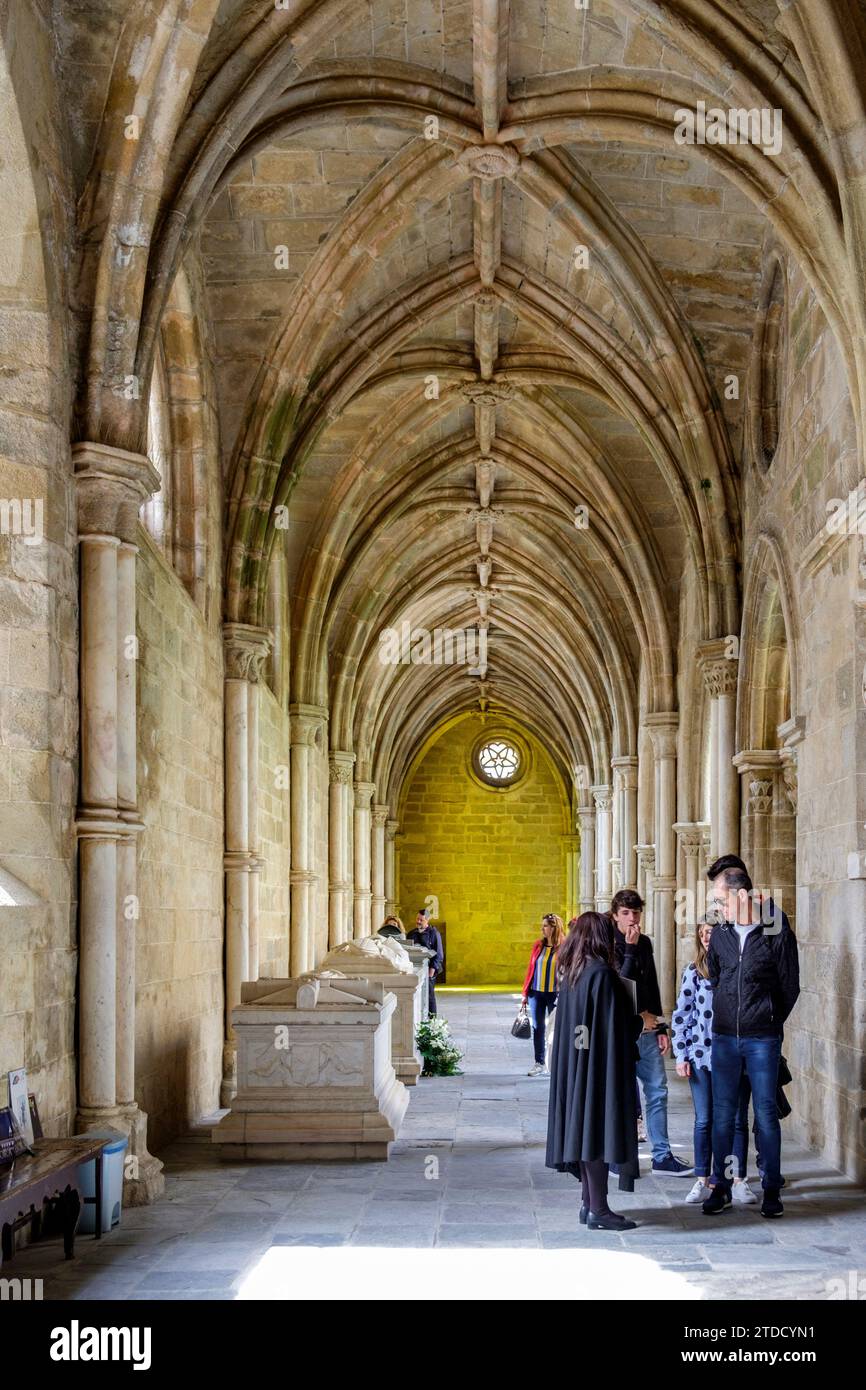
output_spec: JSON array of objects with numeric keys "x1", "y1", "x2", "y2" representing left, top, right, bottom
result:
[{"x1": 511, "y1": 1003, "x2": 531, "y2": 1039}]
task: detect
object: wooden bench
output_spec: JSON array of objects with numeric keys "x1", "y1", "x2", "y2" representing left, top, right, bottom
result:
[{"x1": 0, "y1": 1136, "x2": 111, "y2": 1263}]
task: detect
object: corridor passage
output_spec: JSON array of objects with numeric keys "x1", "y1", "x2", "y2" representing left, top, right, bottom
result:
[{"x1": 13, "y1": 994, "x2": 864, "y2": 1302}]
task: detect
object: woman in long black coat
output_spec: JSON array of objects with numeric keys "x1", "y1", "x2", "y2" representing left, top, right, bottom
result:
[{"x1": 546, "y1": 911, "x2": 643, "y2": 1230}]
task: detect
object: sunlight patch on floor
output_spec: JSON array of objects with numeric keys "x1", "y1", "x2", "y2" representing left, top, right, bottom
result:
[{"x1": 235, "y1": 1245, "x2": 704, "y2": 1300}]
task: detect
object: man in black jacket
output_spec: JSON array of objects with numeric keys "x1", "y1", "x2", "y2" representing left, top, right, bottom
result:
[
  {"x1": 703, "y1": 867, "x2": 800, "y2": 1219},
  {"x1": 611, "y1": 889, "x2": 693, "y2": 1175},
  {"x1": 407, "y1": 909, "x2": 444, "y2": 1016}
]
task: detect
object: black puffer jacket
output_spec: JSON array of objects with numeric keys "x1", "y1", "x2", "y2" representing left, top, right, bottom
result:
[{"x1": 707, "y1": 920, "x2": 800, "y2": 1038}]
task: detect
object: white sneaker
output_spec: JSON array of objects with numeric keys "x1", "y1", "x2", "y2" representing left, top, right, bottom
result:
[
  {"x1": 732, "y1": 1179, "x2": 758, "y2": 1204},
  {"x1": 527, "y1": 1063, "x2": 545, "y2": 1076},
  {"x1": 686, "y1": 1179, "x2": 710, "y2": 1204}
]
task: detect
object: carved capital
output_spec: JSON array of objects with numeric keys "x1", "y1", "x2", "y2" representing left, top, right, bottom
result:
[
  {"x1": 462, "y1": 380, "x2": 514, "y2": 404},
  {"x1": 74, "y1": 442, "x2": 161, "y2": 543},
  {"x1": 354, "y1": 781, "x2": 376, "y2": 811},
  {"x1": 329, "y1": 751, "x2": 355, "y2": 784},
  {"x1": 457, "y1": 144, "x2": 521, "y2": 181},
  {"x1": 385, "y1": 819, "x2": 400, "y2": 842},
  {"x1": 779, "y1": 747, "x2": 798, "y2": 813},
  {"x1": 697, "y1": 639, "x2": 739, "y2": 699},
  {"x1": 644, "y1": 713, "x2": 679, "y2": 760},
  {"x1": 289, "y1": 702, "x2": 328, "y2": 745},
  {"x1": 223, "y1": 623, "x2": 272, "y2": 682},
  {"x1": 611, "y1": 755, "x2": 639, "y2": 792},
  {"x1": 748, "y1": 779, "x2": 773, "y2": 815},
  {"x1": 674, "y1": 822, "x2": 706, "y2": 857},
  {"x1": 591, "y1": 784, "x2": 612, "y2": 815},
  {"x1": 372, "y1": 804, "x2": 389, "y2": 829}
]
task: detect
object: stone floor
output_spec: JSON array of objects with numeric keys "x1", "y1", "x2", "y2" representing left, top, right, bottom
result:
[{"x1": 11, "y1": 992, "x2": 866, "y2": 1300}]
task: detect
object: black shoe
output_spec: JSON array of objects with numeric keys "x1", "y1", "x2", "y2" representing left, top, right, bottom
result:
[
  {"x1": 761, "y1": 1187, "x2": 784, "y2": 1218},
  {"x1": 652, "y1": 1153, "x2": 694, "y2": 1175},
  {"x1": 579, "y1": 1204, "x2": 588, "y2": 1225},
  {"x1": 702, "y1": 1185, "x2": 732, "y2": 1215},
  {"x1": 587, "y1": 1210, "x2": 637, "y2": 1231}
]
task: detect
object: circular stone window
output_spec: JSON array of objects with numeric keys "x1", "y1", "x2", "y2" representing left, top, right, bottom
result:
[{"x1": 473, "y1": 735, "x2": 523, "y2": 788}]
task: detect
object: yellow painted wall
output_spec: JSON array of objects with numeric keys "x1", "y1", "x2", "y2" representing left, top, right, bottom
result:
[{"x1": 398, "y1": 717, "x2": 569, "y2": 986}]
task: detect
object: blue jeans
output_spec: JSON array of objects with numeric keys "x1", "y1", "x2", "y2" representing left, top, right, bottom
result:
[
  {"x1": 636, "y1": 1032, "x2": 671, "y2": 1163},
  {"x1": 711, "y1": 1033, "x2": 782, "y2": 1190},
  {"x1": 689, "y1": 1065, "x2": 750, "y2": 1179},
  {"x1": 527, "y1": 991, "x2": 556, "y2": 1065}
]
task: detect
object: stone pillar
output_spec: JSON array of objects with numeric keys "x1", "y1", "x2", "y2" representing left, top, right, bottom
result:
[
  {"x1": 328, "y1": 751, "x2": 355, "y2": 948},
  {"x1": 577, "y1": 806, "x2": 596, "y2": 913},
  {"x1": 611, "y1": 756, "x2": 638, "y2": 887},
  {"x1": 733, "y1": 750, "x2": 779, "y2": 890},
  {"x1": 353, "y1": 781, "x2": 375, "y2": 938},
  {"x1": 674, "y1": 823, "x2": 707, "y2": 980},
  {"x1": 635, "y1": 845, "x2": 655, "y2": 938},
  {"x1": 560, "y1": 833, "x2": 579, "y2": 921},
  {"x1": 371, "y1": 804, "x2": 389, "y2": 927},
  {"x1": 698, "y1": 640, "x2": 740, "y2": 861},
  {"x1": 591, "y1": 785, "x2": 613, "y2": 910},
  {"x1": 385, "y1": 819, "x2": 399, "y2": 916},
  {"x1": 645, "y1": 713, "x2": 679, "y2": 1015},
  {"x1": 73, "y1": 441, "x2": 163, "y2": 1203},
  {"x1": 289, "y1": 704, "x2": 327, "y2": 976},
  {"x1": 221, "y1": 624, "x2": 271, "y2": 1105}
]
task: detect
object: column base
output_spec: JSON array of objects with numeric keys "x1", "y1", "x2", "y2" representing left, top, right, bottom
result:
[{"x1": 76, "y1": 1103, "x2": 165, "y2": 1206}]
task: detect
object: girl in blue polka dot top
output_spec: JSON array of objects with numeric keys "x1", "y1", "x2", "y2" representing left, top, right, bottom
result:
[{"x1": 672, "y1": 918, "x2": 757, "y2": 1206}]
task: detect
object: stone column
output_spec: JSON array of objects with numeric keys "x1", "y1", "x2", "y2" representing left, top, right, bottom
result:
[
  {"x1": 353, "y1": 781, "x2": 375, "y2": 938},
  {"x1": 385, "y1": 819, "x2": 399, "y2": 916},
  {"x1": 645, "y1": 713, "x2": 679, "y2": 1015},
  {"x1": 635, "y1": 845, "x2": 655, "y2": 938},
  {"x1": 697, "y1": 640, "x2": 740, "y2": 861},
  {"x1": 222, "y1": 624, "x2": 271, "y2": 1105},
  {"x1": 289, "y1": 704, "x2": 327, "y2": 976},
  {"x1": 611, "y1": 755, "x2": 638, "y2": 887},
  {"x1": 591, "y1": 785, "x2": 613, "y2": 910},
  {"x1": 559, "y1": 833, "x2": 579, "y2": 921},
  {"x1": 328, "y1": 751, "x2": 355, "y2": 948},
  {"x1": 674, "y1": 823, "x2": 707, "y2": 979},
  {"x1": 733, "y1": 750, "x2": 779, "y2": 890},
  {"x1": 73, "y1": 441, "x2": 163, "y2": 1203},
  {"x1": 577, "y1": 806, "x2": 596, "y2": 913},
  {"x1": 371, "y1": 804, "x2": 389, "y2": 927}
]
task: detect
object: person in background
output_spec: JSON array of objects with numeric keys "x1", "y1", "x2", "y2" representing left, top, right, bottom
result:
[
  {"x1": 610, "y1": 888, "x2": 693, "y2": 1175},
  {"x1": 407, "y1": 909, "x2": 444, "y2": 1015},
  {"x1": 702, "y1": 867, "x2": 800, "y2": 1219},
  {"x1": 672, "y1": 917, "x2": 756, "y2": 1205},
  {"x1": 546, "y1": 911, "x2": 643, "y2": 1231},
  {"x1": 377, "y1": 915, "x2": 406, "y2": 939},
  {"x1": 707, "y1": 854, "x2": 793, "y2": 935},
  {"x1": 521, "y1": 913, "x2": 565, "y2": 1076}
]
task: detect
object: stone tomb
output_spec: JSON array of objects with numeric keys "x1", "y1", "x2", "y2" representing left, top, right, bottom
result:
[
  {"x1": 321, "y1": 937, "x2": 425, "y2": 1084},
  {"x1": 211, "y1": 973, "x2": 409, "y2": 1161}
]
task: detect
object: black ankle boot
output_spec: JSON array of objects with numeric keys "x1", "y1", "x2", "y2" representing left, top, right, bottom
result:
[
  {"x1": 579, "y1": 1204, "x2": 588, "y2": 1225},
  {"x1": 761, "y1": 1187, "x2": 784, "y2": 1218},
  {"x1": 587, "y1": 1210, "x2": 637, "y2": 1231}
]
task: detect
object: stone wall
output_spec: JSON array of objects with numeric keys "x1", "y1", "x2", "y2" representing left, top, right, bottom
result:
[
  {"x1": 257, "y1": 682, "x2": 290, "y2": 979},
  {"x1": 398, "y1": 717, "x2": 567, "y2": 985},
  {"x1": 742, "y1": 249, "x2": 865, "y2": 1180},
  {"x1": 135, "y1": 531, "x2": 224, "y2": 1149},
  {"x1": 0, "y1": 3, "x2": 77, "y2": 1136}
]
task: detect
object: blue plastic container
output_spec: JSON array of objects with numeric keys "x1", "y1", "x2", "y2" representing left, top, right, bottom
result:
[{"x1": 76, "y1": 1128, "x2": 128, "y2": 1233}]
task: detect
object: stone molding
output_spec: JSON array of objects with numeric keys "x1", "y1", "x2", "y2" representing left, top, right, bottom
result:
[
  {"x1": 223, "y1": 622, "x2": 272, "y2": 682},
  {"x1": 457, "y1": 144, "x2": 521, "y2": 180},
  {"x1": 696, "y1": 639, "x2": 739, "y2": 698},
  {"x1": 73, "y1": 441, "x2": 161, "y2": 543},
  {"x1": 328, "y1": 751, "x2": 356, "y2": 784},
  {"x1": 354, "y1": 781, "x2": 376, "y2": 809},
  {"x1": 289, "y1": 702, "x2": 328, "y2": 744}
]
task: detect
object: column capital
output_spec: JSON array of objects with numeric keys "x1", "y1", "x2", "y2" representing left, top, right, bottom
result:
[
  {"x1": 635, "y1": 844, "x2": 656, "y2": 873},
  {"x1": 747, "y1": 779, "x2": 773, "y2": 815},
  {"x1": 385, "y1": 818, "x2": 400, "y2": 841},
  {"x1": 289, "y1": 702, "x2": 328, "y2": 744},
  {"x1": 328, "y1": 750, "x2": 356, "y2": 784},
  {"x1": 732, "y1": 748, "x2": 782, "y2": 776},
  {"x1": 354, "y1": 781, "x2": 376, "y2": 809},
  {"x1": 372, "y1": 804, "x2": 389, "y2": 828},
  {"x1": 74, "y1": 441, "x2": 161, "y2": 542},
  {"x1": 696, "y1": 639, "x2": 739, "y2": 698},
  {"x1": 223, "y1": 623, "x2": 272, "y2": 682},
  {"x1": 673, "y1": 822, "x2": 707, "y2": 856},
  {"x1": 611, "y1": 755, "x2": 639, "y2": 790},
  {"x1": 577, "y1": 804, "x2": 596, "y2": 826},
  {"x1": 591, "y1": 783, "x2": 612, "y2": 813},
  {"x1": 644, "y1": 713, "x2": 679, "y2": 758}
]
